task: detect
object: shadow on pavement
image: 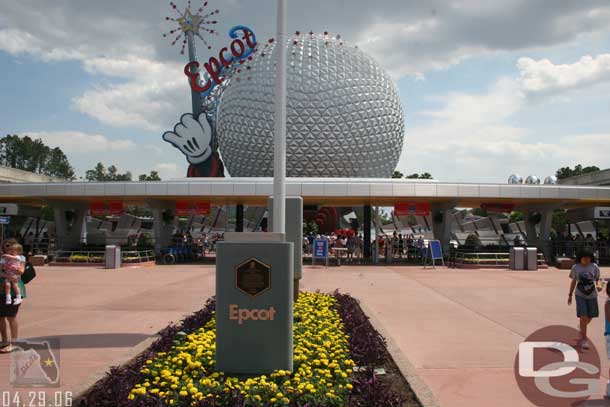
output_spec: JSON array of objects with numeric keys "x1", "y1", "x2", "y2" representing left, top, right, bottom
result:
[{"x1": 26, "y1": 333, "x2": 151, "y2": 349}]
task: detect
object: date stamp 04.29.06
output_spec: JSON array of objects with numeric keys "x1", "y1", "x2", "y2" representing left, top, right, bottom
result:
[{"x1": 1, "y1": 391, "x2": 73, "y2": 407}]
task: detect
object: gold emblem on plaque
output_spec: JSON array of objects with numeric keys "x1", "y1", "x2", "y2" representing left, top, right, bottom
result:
[{"x1": 235, "y1": 258, "x2": 271, "y2": 297}]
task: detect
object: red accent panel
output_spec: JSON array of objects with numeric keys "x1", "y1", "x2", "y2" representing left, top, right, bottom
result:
[
  {"x1": 90, "y1": 201, "x2": 106, "y2": 216},
  {"x1": 195, "y1": 202, "x2": 211, "y2": 215},
  {"x1": 394, "y1": 202, "x2": 431, "y2": 216},
  {"x1": 108, "y1": 201, "x2": 124, "y2": 216},
  {"x1": 481, "y1": 203, "x2": 515, "y2": 213},
  {"x1": 175, "y1": 201, "x2": 191, "y2": 216}
]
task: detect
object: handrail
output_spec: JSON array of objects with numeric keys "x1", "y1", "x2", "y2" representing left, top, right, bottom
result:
[
  {"x1": 51, "y1": 249, "x2": 156, "y2": 264},
  {"x1": 454, "y1": 251, "x2": 546, "y2": 267}
]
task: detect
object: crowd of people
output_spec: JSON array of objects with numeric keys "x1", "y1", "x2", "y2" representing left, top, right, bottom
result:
[
  {"x1": 554, "y1": 230, "x2": 610, "y2": 260},
  {"x1": 304, "y1": 231, "x2": 364, "y2": 262},
  {"x1": 171, "y1": 230, "x2": 225, "y2": 258},
  {"x1": 303, "y1": 230, "x2": 428, "y2": 262}
]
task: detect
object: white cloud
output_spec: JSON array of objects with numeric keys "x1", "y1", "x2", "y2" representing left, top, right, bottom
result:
[
  {"x1": 144, "y1": 144, "x2": 164, "y2": 155},
  {"x1": 153, "y1": 162, "x2": 184, "y2": 180},
  {"x1": 423, "y1": 78, "x2": 523, "y2": 125},
  {"x1": 354, "y1": 1, "x2": 610, "y2": 77},
  {"x1": 518, "y1": 53, "x2": 610, "y2": 96},
  {"x1": 2, "y1": 1, "x2": 610, "y2": 82},
  {"x1": 26, "y1": 131, "x2": 136, "y2": 153},
  {"x1": 397, "y1": 74, "x2": 610, "y2": 182},
  {"x1": 73, "y1": 57, "x2": 189, "y2": 132},
  {"x1": 0, "y1": 28, "x2": 84, "y2": 61},
  {"x1": 2, "y1": 1, "x2": 610, "y2": 182}
]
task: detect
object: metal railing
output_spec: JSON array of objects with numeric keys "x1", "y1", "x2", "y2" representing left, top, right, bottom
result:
[
  {"x1": 452, "y1": 251, "x2": 546, "y2": 268},
  {"x1": 51, "y1": 249, "x2": 156, "y2": 264},
  {"x1": 53, "y1": 250, "x2": 105, "y2": 264},
  {"x1": 122, "y1": 250, "x2": 156, "y2": 263}
]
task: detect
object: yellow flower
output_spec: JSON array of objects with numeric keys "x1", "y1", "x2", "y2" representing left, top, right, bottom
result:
[{"x1": 129, "y1": 293, "x2": 354, "y2": 405}]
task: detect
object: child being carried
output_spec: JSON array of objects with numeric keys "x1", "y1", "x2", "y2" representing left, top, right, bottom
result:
[{"x1": 2, "y1": 243, "x2": 25, "y2": 305}]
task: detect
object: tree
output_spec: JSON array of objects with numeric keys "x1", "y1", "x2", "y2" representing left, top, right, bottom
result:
[
  {"x1": 138, "y1": 171, "x2": 161, "y2": 181},
  {"x1": 406, "y1": 172, "x2": 433, "y2": 179},
  {"x1": 552, "y1": 209, "x2": 568, "y2": 234},
  {"x1": 0, "y1": 134, "x2": 75, "y2": 179},
  {"x1": 85, "y1": 162, "x2": 132, "y2": 181},
  {"x1": 392, "y1": 170, "x2": 404, "y2": 179},
  {"x1": 556, "y1": 164, "x2": 600, "y2": 180},
  {"x1": 509, "y1": 211, "x2": 523, "y2": 223},
  {"x1": 471, "y1": 208, "x2": 488, "y2": 217}
]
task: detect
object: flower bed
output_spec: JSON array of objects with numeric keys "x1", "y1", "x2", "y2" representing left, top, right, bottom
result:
[
  {"x1": 78, "y1": 292, "x2": 420, "y2": 407},
  {"x1": 69, "y1": 254, "x2": 104, "y2": 263}
]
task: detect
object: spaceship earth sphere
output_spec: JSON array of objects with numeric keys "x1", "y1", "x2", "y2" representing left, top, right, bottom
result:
[{"x1": 215, "y1": 34, "x2": 405, "y2": 178}]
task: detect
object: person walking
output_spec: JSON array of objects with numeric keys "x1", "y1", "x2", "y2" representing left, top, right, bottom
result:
[
  {"x1": 355, "y1": 234, "x2": 363, "y2": 262},
  {"x1": 398, "y1": 234, "x2": 404, "y2": 259},
  {"x1": 568, "y1": 249, "x2": 601, "y2": 349},
  {"x1": 346, "y1": 233, "x2": 355, "y2": 263},
  {"x1": 416, "y1": 236, "x2": 425, "y2": 262}
]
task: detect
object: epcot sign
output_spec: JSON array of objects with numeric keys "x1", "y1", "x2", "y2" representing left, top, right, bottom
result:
[
  {"x1": 184, "y1": 25, "x2": 257, "y2": 97},
  {"x1": 162, "y1": 1, "x2": 404, "y2": 179}
]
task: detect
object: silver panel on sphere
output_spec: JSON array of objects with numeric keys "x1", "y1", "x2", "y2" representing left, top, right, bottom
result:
[{"x1": 215, "y1": 35, "x2": 405, "y2": 178}]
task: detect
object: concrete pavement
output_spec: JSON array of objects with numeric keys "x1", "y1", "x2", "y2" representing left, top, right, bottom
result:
[
  {"x1": 0, "y1": 265, "x2": 216, "y2": 400},
  {"x1": 1, "y1": 263, "x2": 609, "y2": 406}
]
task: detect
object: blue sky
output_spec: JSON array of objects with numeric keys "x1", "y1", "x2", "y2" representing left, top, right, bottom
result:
[{"x1": 0, "y1": 0, "x2": 609, "y2": 182}]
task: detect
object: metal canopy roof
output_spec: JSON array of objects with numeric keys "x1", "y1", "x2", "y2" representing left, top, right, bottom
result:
[{"x1": 1, "y1": 178, "x2": 609, "y2": 208}]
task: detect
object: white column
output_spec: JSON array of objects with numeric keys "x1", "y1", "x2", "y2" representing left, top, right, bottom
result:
[
  {"x1": 79, "y1": 211, "x2": 88, "y2": 244},
  {"x1": 272, "y1": 0, "x2": 287, "y2": 234}
]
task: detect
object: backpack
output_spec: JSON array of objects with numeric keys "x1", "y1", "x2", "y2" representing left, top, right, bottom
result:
[
  {"x1": 21, "y1": 262, "x2": 36, "y2": 284},
  {"x1": 577, "y1": 271, "x2": 595, "y2": 296}
]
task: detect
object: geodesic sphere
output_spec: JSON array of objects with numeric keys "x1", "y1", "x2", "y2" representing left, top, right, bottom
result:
[
  {"x1": 543, "y1": 175, "x2": 558, "y2": 185},
  {"x1": 215, "y1": 34, "x2": 405, "y2": 177},
  {"x1": 508, "y1": 174, "x2": 523, "y2": 184}
]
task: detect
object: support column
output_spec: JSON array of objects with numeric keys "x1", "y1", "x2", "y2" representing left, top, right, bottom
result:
[
  {"x1": 520, "y1": 205, "x2": 558, "y2": 262},
  {"x1": 523, "y1": 212, "x2": 538, "y2": 245},
  {"x1": 431, "y1": 202, "x2": 456, "y2": 256},
  {"x1": 149, "y1": 201, "x2": 176, "y2": 255},
  {"x1": 51, "y1": 202, "x2": 88, "y2": 250},
  {"x1": 363, "y1": 204, "x2": 372, "y2": 259},
  {"x1": 539, "y1": 211, "x2": 553, "y2": 241},
  {"x1": 235, "y1": 204, "x2": 244, "y2": 232}
]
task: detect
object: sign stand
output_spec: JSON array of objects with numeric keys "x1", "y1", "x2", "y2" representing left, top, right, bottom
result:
[
  {"x1": 312, "y1": 238, "x2": 329, "y2": 269},
  {"x1": 216, "y1": 233, "x2": 293, "y2": 374},
  {"x1": 0, "y1": 216, "x2": 10, "y2": 243},
  {"x1": 424, "y1": 240, "x2": 444, "y2": 269}
]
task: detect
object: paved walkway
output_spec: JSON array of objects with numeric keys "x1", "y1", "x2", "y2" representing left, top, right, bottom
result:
[
  {"x1": 0, "y1": 265, "x2": 216, "y2": 400},
  {"x1": 301, "y1": 265, "x2": 610, "y2": 407},
  {"x1": 1, "y1": 264, "x2": 609, "y2": 406}
]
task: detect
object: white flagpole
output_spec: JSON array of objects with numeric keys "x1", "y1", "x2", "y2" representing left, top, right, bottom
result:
[{"x1": 273, "y1": 0, "x2": 287, "y2": 234}]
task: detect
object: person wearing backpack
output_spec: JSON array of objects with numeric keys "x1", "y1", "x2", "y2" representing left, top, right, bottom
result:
[{"x1": 568, "y1": 249, "x2": 601, "y2": 349}]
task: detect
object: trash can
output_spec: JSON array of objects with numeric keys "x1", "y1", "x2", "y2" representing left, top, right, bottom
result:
[
  {"x1": 525, "y1": 247, "x2": 538, "y2": 271},
  {"x1": 105, "y1": 245, "x2": 121, "y2": 269},
  {"x1": 510, "y1": 247, "x2": 525, "y2": 270}
]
